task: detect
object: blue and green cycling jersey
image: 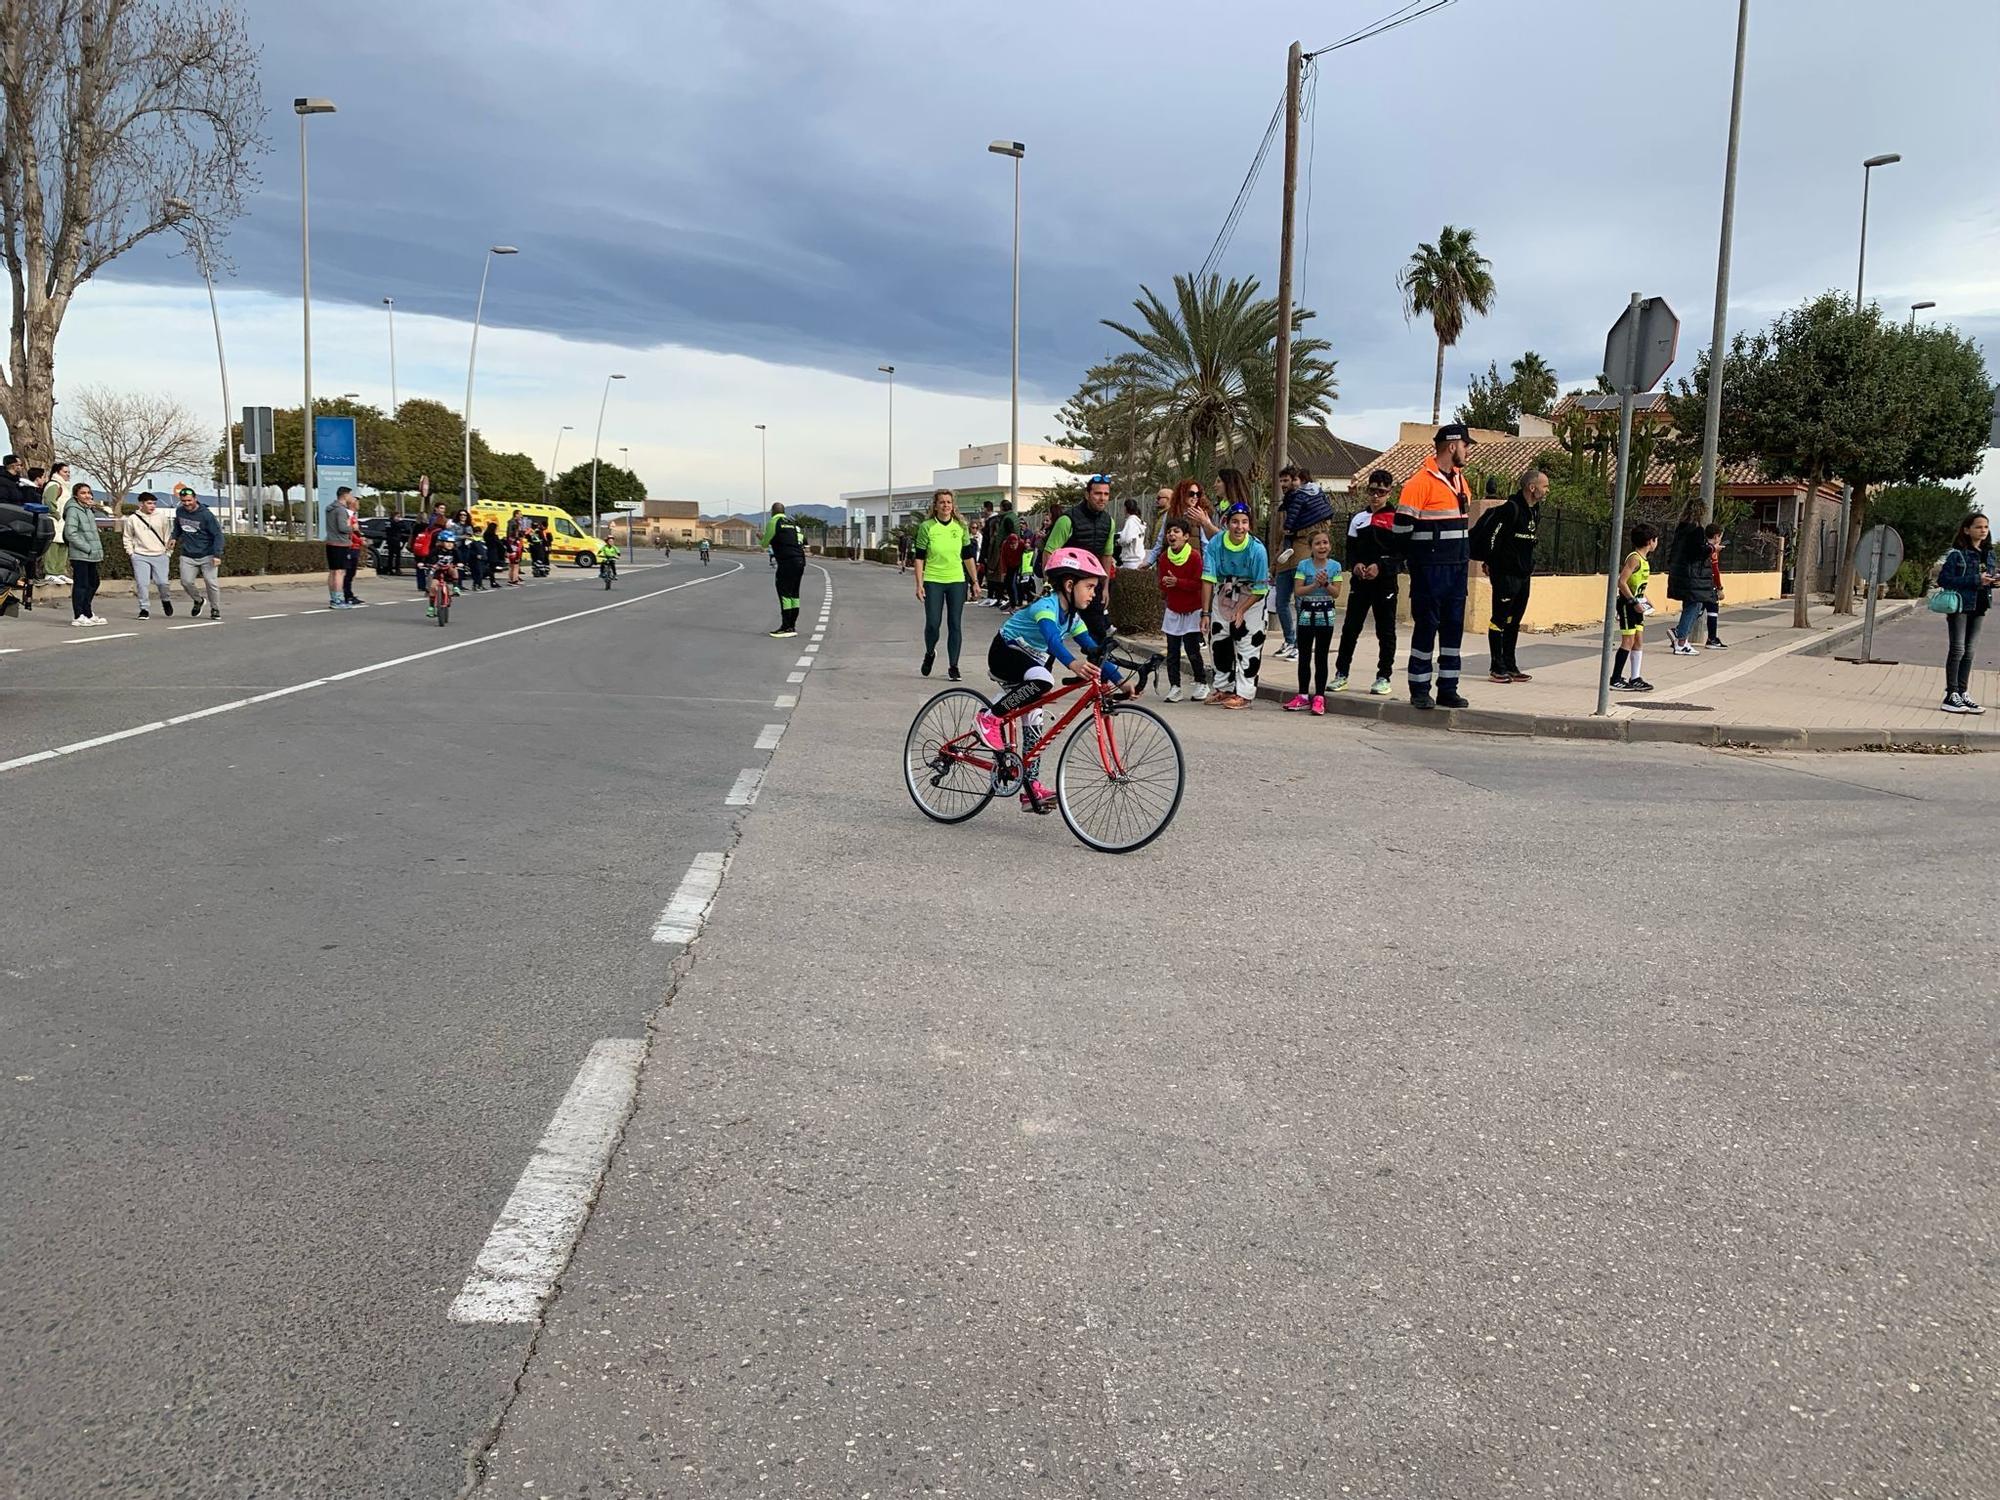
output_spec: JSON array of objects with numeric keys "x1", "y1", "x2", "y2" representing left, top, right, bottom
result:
[{"x1": 997, "y1": 595, "x2": 1121, "y2": 681}]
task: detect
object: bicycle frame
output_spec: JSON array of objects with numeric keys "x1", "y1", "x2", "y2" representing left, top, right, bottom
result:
[{"x1": 939, "y1": 653, "x2": 1160, "y2": 781}]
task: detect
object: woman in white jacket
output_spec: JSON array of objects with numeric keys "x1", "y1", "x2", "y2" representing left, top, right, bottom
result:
[{"x1": 121, "y1": 492, "x2": 176, "y2": 619}]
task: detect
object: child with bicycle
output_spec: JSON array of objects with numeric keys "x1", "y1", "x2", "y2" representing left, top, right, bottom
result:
[
  {"x1": 426, "y1": 530, "x2": 462, "y2": 619},
  {"x1": 974, "y1": 547, "x2": 1125, "y2": 815}
]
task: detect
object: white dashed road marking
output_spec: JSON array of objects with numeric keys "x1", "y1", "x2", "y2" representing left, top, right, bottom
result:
[
  {"x1": 774, "y1": 694, "x2": 796, "y2": 709},
  {"x1": 62, "y1": 632, "x2": 137, "y2": 644},
  {"x1": 754, "y1": 723, "x2": 786, "y2": 752},
  {"x1": 794, "y1": 655, "x2": 814, "y2": 668},
  {"x1": 785, "y1": 671, "x2": 806, "y2": 684},
  {"x1": 447, "y1": 1039, "x2": 645, "y2": 1325},
  {"x1": 651, "y1": 852, "x2": 727, "y2": 945},
  {"x1": 725, "y1": 768, "x2": 763, "y2": 807},
  {"x1": 169, "y1": 621, "x2": 217, "y2": 630},
  {"x1": 248, "y1": 613, "x2": 291, "y2": 620}
]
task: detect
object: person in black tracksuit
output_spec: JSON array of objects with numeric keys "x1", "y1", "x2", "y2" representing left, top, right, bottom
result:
[
  {"x1": 1473, "y1": 467, "x2": 1547, "y2": 683},
  {"x1": 763, "y1": 503, "x2": 807, "y2": 636},
  {"x1": 1333, "y1": 469, "x2": 1402, "y2": 692}
]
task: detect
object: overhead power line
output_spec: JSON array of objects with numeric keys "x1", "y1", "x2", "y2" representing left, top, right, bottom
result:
[
  {"x1": 1307, "y1": 0, "x2": 1459, "y2": 60},
  {"x1": 1198, "y1": 90, "x2": 1286, "y2": 283}
]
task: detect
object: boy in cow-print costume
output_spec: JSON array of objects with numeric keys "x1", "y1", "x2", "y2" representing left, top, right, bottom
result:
[{"x1": 1201, "y1": 501, "x2": 1272, "y2": 708}]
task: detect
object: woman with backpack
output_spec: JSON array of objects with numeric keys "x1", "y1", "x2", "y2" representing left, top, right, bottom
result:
[{"x1": 1937, "y1": 512, "x2": 1996, "y2": 715}]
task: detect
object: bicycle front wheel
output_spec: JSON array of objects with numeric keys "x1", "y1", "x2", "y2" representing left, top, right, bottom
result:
[
  {"x1": 904, "y1": 687, "x2": 998, "y2": 824},
  {"x1": 1055, "y1": 702, "x2": 1184, "y2": 853}
]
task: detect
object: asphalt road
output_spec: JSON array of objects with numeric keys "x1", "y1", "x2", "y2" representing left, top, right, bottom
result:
[
  {"x1": 0, "y1": 557, "x2": 824, "y2": 1498},
  {"x1": 477, "y1": 563, "x2": 1997, "y2": 1500}
]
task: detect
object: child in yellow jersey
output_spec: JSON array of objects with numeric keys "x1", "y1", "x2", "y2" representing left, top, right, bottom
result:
[{"x1": 1611, "y1": 523, "x2": 1659, "y2": 691}]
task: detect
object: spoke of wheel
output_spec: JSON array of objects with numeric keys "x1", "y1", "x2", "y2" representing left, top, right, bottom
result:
[
  {"x1": 907, "y1": 694, "x2": 994, "y2": 818},
  {"x1": 1062, "y1": 711, "x2": 1180, "y2": 847}
]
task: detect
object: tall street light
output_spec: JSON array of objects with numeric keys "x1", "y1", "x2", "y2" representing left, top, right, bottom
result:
[
  {"x1": 1909, "y1": 299, "x2": 1936, "y2": 329},
  {"x1": 755, "y1": 423, "x2": 768, "y2": 509},
  {"x1": 589, "y1": 373, "x2": 626, "y2": 537},
  {"x1": 1838, "y1": 151, "x2": 1902, "y2": 584},
  {"x1": 294, "y1": 97, "x2": 336, "y2": 539},
  {"x1": 546, "y1": 423, "x2": 572, "y2": 500},
  {"x1": 1695, "y1": 0, "x2": 1749, "y2": 526},
  {"x1": 382, "y1": 296, "x2": 400, "y2": 514},
  {"x1": 988, "y1": 140, "x2": 1024, "y2": 516},
  {"x1": 166, "y1": 197, "x2": 238, "y2": 531},
  {"x1": 462, "y1": 244, "x2": 518, "y2": 507},
  {"x1": 877, "y1": 365, "x2": 895, "y2": 549}
]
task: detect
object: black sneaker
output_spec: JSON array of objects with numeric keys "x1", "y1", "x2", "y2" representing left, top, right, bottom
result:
[
  {"x1": 1626, "y1": 677, "x2": 1655, "y2": 692},
  {"x1": 920, "y1": 651, "x2": 934, "y2": 676},
  {"x1": 768, "y1": 627, "x2": 796, "y2": 638},
  {"x1": 1609, "y1": 675, "x2": 1629, "y2": 689},
  {"x1": 1437, "y1": 690, "x2": 1470, "y2": 709},
  {"x1": 1706, "y1": 639, "x2": 1728, "y2": 650},
  {"x1": 1410, "y1": 692, "x2": 1435, "y2": 711},
  {"x1": 948, "y1": 666, "x2": 962, "y2": 682},
  {"x1": 138, "y1": 607, "x2": 150, "y2": 619},
  {"x1": 161, "y1": 598, "x2": 173, "y2": 617},
  {"x1": 190, "y1": 598, "x2": 204, "y2": 618}
]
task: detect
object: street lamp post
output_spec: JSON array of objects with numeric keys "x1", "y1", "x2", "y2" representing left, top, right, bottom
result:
[
  {"x1": 877, "y1": 365, "x2": 894, "y2": 549},
  {"x1": 294, "y1": 97, "x2": 336, "y2": 540},
  {"x1": 619, "y1": 446, "x2": 634, "y2": 552},
  {"x1": 1696, "y1": 0, "x2": 1749, "y2": 526},
  {"x1": 382, "y1": 296, "x2": 399, "y2": 516},
  {"x1": 988, "y1": 140, "x2": 1024, "y2": 516},
  {"x1": 589, "y1": 373, "x2": 626, "y2": 538},
  {"x1": 166, "y1": 198, "x2": 239, "y2": 531},
  {"x1": 755, "y1": 423, "x2": 768, "y2": 510},
  {"x1": 1837, "y1": 151, "x2": 1902, "y2": 592},
  {"x1": 546, "y1": 424, "x2": 572, "y2": 501},
  {"x1": 462, "y1": 244, "x2": 518, "y2": 508},
  {"x1": 1908, "y1": 299, "x2": 1935, "y2": 329}
]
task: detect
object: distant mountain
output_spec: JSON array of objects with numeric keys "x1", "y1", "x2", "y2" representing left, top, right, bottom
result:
[{"x1": 709, "y1": 503, "x2": 846, "y2": 528}]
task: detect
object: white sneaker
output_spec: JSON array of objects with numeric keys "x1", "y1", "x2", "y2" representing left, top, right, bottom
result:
[
  {"x1": 1191, "y1": 682, "x2": 1211, "y2": 701},
  {"x1": 1963, "y1": 697, "x2": 1986, "y2": 715},
  {"x1": 70, "y1": 615, "x2": 90, "y2": 627},
  {"x1": 1164, "y1": 684, "x2": 1182, "y2": 703},
  {"x1": 89, "y1": 615, "x2": 111, "y2": 625}
]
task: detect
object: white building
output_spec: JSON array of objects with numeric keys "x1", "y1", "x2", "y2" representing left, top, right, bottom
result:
[{"x1": 839, "y1": 442, "x2": 1086, "y2": 545}]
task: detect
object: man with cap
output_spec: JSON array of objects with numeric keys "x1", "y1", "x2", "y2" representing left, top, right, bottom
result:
[{"x1": 1392, "y1": 423, "x2": 1476, "y2": 709}]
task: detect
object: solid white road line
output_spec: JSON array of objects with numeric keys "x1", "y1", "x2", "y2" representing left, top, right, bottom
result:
[
  {"x1": 447, "y1": 1038, "x2": 646, "y2": 1325},
  {"x1": 169, "y1": 621, "x2": 217, "y2": 630},
  {"x1": 794, "y1": 655, "x2": 814, "y2": 668},
  {"x1": 0, "y1": 648, "x2": 20, "y2": 655},
  {"x1": 725, "y1": 768, "x2": 763, "y2": 806},
  {"x1": 651, "y1": 851, "x2": 727, "y2": 945},
  {"x1": 785, "y1": 671, "x2": 806, "y2": 684},
  {"x1": 774, "y1": 694, "x2": 796, "y2": 709},
  {"x1": 62, "y1": 632, "x2": 137, "y2": 644},
  {"x1": 247, "y1": 613, "x2": 291, "y2": 620},
  {"x1": 754, "y1": 723, "x2": 786, "y2": 752},
  {"x1": 0, "y1": 563, "x2": 745, "y2": 777}
]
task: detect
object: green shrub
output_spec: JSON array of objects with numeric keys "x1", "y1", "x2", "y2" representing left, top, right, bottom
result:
[
  {"x1": 1109, "y1": 567, "x2": 1162, "y2": 634},
  {"x1": 1887, "y1": 558, "x2": 1929, "y2": 600},
  {"x1": 868, "y1": 545, "x2": 898, "y2": 565},
  {"x1": 262, "y1": 538, "x2": 322, "y2": 575}
]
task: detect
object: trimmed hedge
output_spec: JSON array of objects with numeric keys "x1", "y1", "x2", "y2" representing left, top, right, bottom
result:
[
  {"x1": 1108, "y1": 568, "x2": 1162, "y2": 634},
  {"x1": 90, "y1": 529, "x2": 328, "y2": 580}
]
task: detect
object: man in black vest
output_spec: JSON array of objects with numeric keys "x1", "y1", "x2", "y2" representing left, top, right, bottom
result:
[
  {"x1": 1041, "y1": 476, "x2": 1118, "y2": 645},
  {"x1": 762, "y1": 502, "x2": 807, "y2": 637}
]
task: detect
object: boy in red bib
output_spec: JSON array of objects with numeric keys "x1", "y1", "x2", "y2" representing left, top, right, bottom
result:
[{"x1": 1146, "y1": 515, "x2": 1208, "y2": 702}]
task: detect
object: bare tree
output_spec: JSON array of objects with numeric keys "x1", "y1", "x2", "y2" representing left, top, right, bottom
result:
[
  {"x1": 57, "y1": 384, "x2": 209, "y2": 507},
  {"x1": 0, "y1": 0, "x2": 265, "y2": 465}
]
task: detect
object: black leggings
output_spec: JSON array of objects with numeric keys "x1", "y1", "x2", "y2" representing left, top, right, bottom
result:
[
  {"x1": 70, "y1": 558, "x2": 100, "y2": 620},
  {"x1": 1165, "y1": 630, "x2": 1205, "y2": 687},
  {"x1": 1296, "y1": 623, "x2": 1334, "y2": 695}
]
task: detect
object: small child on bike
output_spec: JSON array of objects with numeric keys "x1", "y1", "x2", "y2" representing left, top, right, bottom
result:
[
  {"x1": 598, "y1": 540, "x2": 620, "y2": 580},
  {"x1": 426, "y1": 531, "x2": 461, "y2": 618},
  {"x1": 974, "y1": 547, "x2": 1125, "y2": 815}
]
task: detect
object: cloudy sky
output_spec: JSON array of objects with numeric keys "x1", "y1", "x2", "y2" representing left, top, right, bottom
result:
[{"x1": 49, "y1": 0, "x2": 2000, "y2": 509}]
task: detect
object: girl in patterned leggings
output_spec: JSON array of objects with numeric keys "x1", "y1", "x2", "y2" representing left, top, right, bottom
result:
[{"x1": 1201, "y1": 501, "x2": 1272, "y2": 709}]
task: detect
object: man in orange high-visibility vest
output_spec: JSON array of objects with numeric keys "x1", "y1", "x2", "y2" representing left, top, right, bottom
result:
[{"x1": 1392, "y1": 423, "x2": 1476, "y2": 710}]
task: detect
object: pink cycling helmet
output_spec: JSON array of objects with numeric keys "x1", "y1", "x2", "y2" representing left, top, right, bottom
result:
[{"x1": 1044, "y1": 547, "x2": 1108, "y2": 581}]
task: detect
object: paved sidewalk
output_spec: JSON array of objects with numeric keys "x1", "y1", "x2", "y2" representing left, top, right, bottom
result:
[{"x1": 1207, "y1": 599, "x2": 1995, "y2": 749}]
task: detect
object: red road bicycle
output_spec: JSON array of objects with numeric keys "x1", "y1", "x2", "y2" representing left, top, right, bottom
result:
[{"x1": 903, "y1": 649, "x2": 1185, "y2": 853}]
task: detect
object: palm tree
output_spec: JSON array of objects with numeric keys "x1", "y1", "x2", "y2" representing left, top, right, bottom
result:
[
  {"x1": 1509, "y1": 350, "x2": 1557, "y2": 417},
  {"x1": 1398, "y1": 225, "x2": 1497, "y2": 424},
  {"x1": 1098, "y1": 273, "x2": 1336, "y2": 488}
]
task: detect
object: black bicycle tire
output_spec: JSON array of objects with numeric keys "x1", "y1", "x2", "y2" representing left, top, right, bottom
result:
[
  {"x1": 903, "y1": 686, "x2": 998, "y2": 824},
  {"x1": 1054, "y1": 702, "x2": 1185, "y2": 853}
]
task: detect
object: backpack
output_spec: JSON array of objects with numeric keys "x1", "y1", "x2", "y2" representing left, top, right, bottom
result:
[
  {"x1": 411, "y1": 527, "x2": 433, "y2": 560},
  {"x1": 1467, "y1": 503, "x2": 1503, "y2": 563}
]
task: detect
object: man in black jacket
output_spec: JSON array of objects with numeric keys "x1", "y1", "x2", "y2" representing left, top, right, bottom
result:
[
  {"x1": 1473, "y1": 466, "x2": 1546, "y2": 683},
  {"x1": 1332, "y1": 469, "x2": 1402, "y2": 694}
]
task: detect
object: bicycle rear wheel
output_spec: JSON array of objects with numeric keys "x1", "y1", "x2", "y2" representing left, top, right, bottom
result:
[
  {"x1": 1055, "y1": 702, "x2": 1184, "y2": 853},
  {"x1": 904, "y1": 687, "x2": 998, "y2": 824}
]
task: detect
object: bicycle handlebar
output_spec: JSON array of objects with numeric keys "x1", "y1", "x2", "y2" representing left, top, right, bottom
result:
[{"x1": 1104, "y1": 652, "x2": 1163, "y2": 699}]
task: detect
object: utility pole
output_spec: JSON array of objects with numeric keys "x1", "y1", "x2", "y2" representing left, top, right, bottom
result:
[
  {"x1": 1696, "y1": 0, "x2": 1748, "y2": 526},
  {"x1": 1266, "y1": 40, "x2": 1302, "y2": 555}
]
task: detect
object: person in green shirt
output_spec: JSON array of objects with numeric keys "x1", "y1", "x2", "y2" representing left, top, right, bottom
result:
[
  {"x1": 762, "y1": 503, "x2": 807, "y2": 636},
  {"x1": 913, "y1": 488, "x2": 980, "y2": 678}
]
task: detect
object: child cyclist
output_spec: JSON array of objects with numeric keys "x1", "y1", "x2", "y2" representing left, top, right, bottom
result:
[
  {"x1": 598, "y1": 537, "x2": 620, "y2": 580},
  {"x1": 425, "y1": 529, "x2": 462, "y2": 618},
  {"x1": 973, "y1": 548, "x2": 1126, "y2": 815}
]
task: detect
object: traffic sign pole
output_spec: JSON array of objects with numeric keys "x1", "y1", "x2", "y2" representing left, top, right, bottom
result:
[
  {"x1": 1855, "y1": 523, "x2": 1904, "y2": 662},
  {"x1": 1596, "y1": 295, "x2": 1645, "y2": 717}
]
